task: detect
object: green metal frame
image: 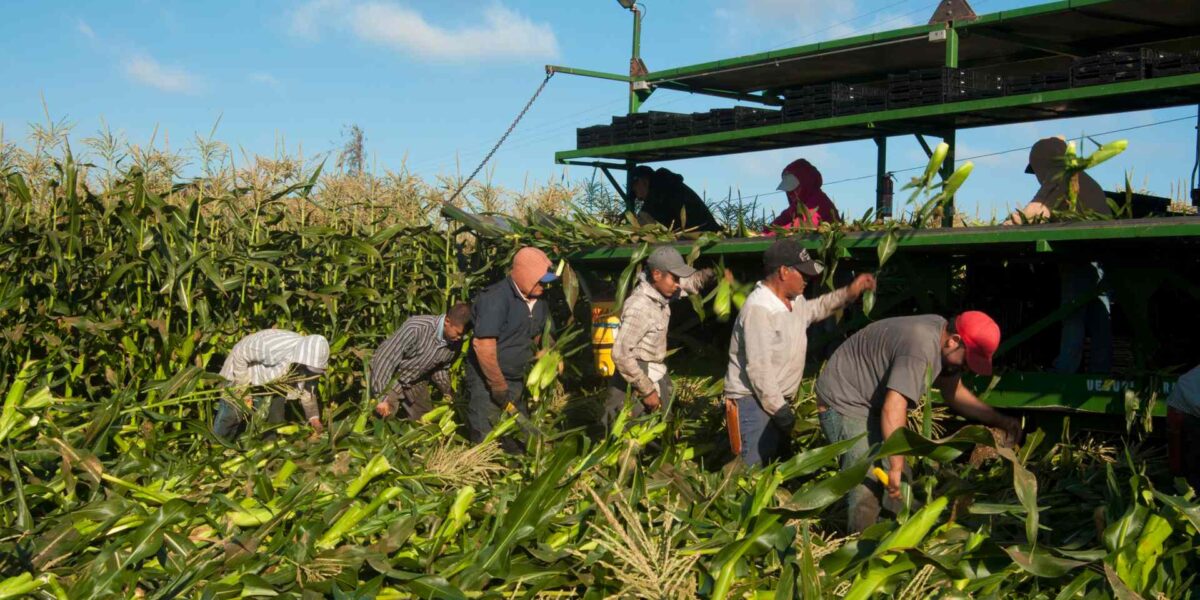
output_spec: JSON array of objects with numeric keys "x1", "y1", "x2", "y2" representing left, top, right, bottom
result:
[
  {"x1": 569, "y1": 217, "x2": 1200, "y2": 261},
  {"x1": 555, "y1": 73, "x2": 1200, "y2": 163}
]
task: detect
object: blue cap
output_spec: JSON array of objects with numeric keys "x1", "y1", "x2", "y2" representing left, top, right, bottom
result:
[{"x1": 540, "y1": 271, "x2": 559, "y2": 283}]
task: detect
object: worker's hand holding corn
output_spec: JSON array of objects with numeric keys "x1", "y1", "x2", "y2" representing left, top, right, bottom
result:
[
  {"x1": 848, "y1": 273, "x2": 877, "y2": 299},
  {"x1": 643, "y1": 391, "x2": 661, "y2": 412},
  {"x1": 309, "y1": 416, "x2": 324, "y2": 435},
  {"x1": 887, "y1": 466, "x2": 903, "y2": 499}
]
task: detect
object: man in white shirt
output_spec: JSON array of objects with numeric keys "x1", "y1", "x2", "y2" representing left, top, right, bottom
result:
[
  {"x1": 723, "y1": 239, "x2": 875, "y2": 466},
  {"x1": 214, "y1": 329, "x2": 329, "y2": 438}
]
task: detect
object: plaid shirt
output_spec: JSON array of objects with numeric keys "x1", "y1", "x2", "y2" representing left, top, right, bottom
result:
[
  {"x1": 369, "y1": 315, "x2": 458, "y2": 398},
  {"x1": 612, "y1": 269, "x2": 714, "y2": 396}
]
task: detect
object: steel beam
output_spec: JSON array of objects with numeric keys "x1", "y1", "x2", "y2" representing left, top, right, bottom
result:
[
  {"x1": 599, "y1": 167, "x2": 629, "y2": 205},
  {"x1": 545, "y1": 65, "x2": 630, "y2": 82},
  {"x1": 875, "y1": 136, "x2": 891, "y2": 218},
  {"x1": 555, "y1": 73, "x2": 1200, "y2": 163}
]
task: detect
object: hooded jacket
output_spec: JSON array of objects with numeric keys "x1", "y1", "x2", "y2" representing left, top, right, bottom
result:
[
  {"x1": 1026, "y1": 137, "x2": 1110, "y2": 217},
  {"x1": 638, "y1": 168, "x2": 722, "y2": 232},
  {"x1": 769, "y1": 159, "x2": 839, "y2": 230}
]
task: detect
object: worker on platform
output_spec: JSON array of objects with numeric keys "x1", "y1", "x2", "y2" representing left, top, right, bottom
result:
[
  {"x1": 724, "y1": 239, "x2": 876, "y2": 466},
  {"x1": 1007, "y1": 136, "x2": 1113, "y2": 374},
  {"x1": 1167, "y1": 365, "x2": 1200, "y2": 492},
  {"x1": 464, "y1": 246, "x2": 556, "y2": 453},
  {"x1": 370, "y1": 303, "x2": 472, "y2": 421},
  {"x1": 214, "y1": 329, "x2": 329, "y2": 439},
  {"x1": 768, "y1": 159, "x2": 840, "y2": 230},
  {"x1": 815, "y1": 311, "x2": 1023, "y2": 532},
  {"x1": 605, "y1": 246, "x2": 729, "y2": 429},
  {"x1": 630, "y1": 166, "x2": 723, "y2": 232}
]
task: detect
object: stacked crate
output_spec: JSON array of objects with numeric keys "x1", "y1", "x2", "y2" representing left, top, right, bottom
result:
[
  {"x1": 1004, "y1": 71, "x2": 1071, "y2": 95},
  {"x1": 611, "y1": 111, "x2": 691, "y2": 143},
  {"x1": 576, "y1": 125, "x2": 613, "y2": 149},
  {"x1": 782, "y1": 83, "x2": 886, "y2": 121},
  {"x1": 691, "y1": 107, "x2": 780, "y2": 134},
  {"x1": 1148, "y1": 49, "x2": 1200, "y2": 78},
  {"x1": 1071, "y1": 50, "x2": 1151, "y2": 86},
  {"x1": 888, "y1": 68, "x2": 1003, "y2": 109}
]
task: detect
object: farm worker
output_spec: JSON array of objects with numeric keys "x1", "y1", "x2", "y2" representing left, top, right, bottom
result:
[
  {"x1": 630, "y1": 166, "x2": 723, "y2": 232},
  {"x1": 723, "y1": 239, "x2": 876, "y2": 466},
  {"x1": 815, "y1": 311, "x2": 1023, "y2": 532},
  {"x1": 464, "y1": 246, "x2": 556, "y2": 453},
  {"x1": 214, "y1": 329, "x2": 329, "y2": 438},
  {"x1": 1007, "y1": 136, "x2": 1113, "y2": 374},
  {"x1": 605, "y1": 246, "x2": 730, "y2": 428},
  {"x1": 369, "y1": 303, "x2": 472, "y2": 421},
  {"x1": 767, "y1": 159, "x2": 840, "y2": 231},
  {"x1": 1166, "y1": 365, "x2": 1200, "y2": 492}
]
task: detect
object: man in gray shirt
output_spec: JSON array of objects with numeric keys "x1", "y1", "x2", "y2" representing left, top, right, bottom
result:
[{"x1": 815, "y1": 311, "x2": 1021, "y2": 532}]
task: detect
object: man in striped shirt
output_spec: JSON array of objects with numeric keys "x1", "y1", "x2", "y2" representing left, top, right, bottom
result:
[
  {"x1": 370, "y1": 303, "x2": 471, "y2": 420},
  {"x1": 214, "y1": 329, "x2": 330, "y2": 438}
]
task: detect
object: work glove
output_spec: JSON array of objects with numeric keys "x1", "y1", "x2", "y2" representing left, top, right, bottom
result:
[
  {"x1": 770, "y1": 405, "x2": 797, "y2": 432},
  {"x1": 489, "y1": 385, "x2": 510, "y2": 408}
]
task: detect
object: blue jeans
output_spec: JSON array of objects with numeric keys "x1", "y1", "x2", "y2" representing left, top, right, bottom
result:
[
  {"x1": 1055, "y1": 262, "x2": 1113, "y2": 374},
  {"x1": 818, "y1": 407, "x2": 885, "y2": 533},
  {"x1": 734, "y1": 396, "x2": 783, "y2": 467}
]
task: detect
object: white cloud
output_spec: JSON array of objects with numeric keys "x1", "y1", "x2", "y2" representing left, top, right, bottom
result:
[
  {"x1": 77, "y1": 19, "x2": 96, "y2": 40},
  {"x1": 288, "y1": 1, "x2": 557, "y2": 62},
  {"x1": 123, "y1": 54, "x2": 200, "y2": 94},
  {"x1": 249, "y1": 72, "x2": 282, "y2": 88},
  {"x1": 289, "y1": 0, "x2": 346, "y2": 39}
]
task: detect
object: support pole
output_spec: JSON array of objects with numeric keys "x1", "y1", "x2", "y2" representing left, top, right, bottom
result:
[
  {"x1": 600, "y1": 167, "x2": 629, "y2": 206},
  {"x1": 875, "y1": 136, "x2": 891, "y2": 218},
  {"x1": 629, "y1": 7, "x2": 643, "y2": 115},
  {"x1": 945, "y1": 26, "x2": 959, "y2": 68},
  {"x1": 1192, "y1": 104, "x2": 1199, "y2": 207}
]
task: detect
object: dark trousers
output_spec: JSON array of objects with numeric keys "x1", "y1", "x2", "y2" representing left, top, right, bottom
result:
[
  {"x1": 213, "y1": 395, "x2": 285, "y2": 438},
  {"x1": 818, "y1": 407, "x2": 891, "y2": 533},
  {"x1": 463, "y1": 360, "x2": 527, "y2": 454},
  {"x1": 1168, "y1": 407, "x2": 1200, "y2": 493},
  {"x1": 603, "y1": 367, "x2": 673, "y2": 431},
  {"x1": 381, "y1": 383, "x2": 434, "y2": 421}
]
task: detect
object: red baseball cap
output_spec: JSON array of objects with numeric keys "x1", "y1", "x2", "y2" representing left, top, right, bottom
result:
[{"x1": 955, "y1": 311, "x2": 1000, "y2": 376}]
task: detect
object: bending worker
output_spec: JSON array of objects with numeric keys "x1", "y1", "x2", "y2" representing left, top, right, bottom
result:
[
  {"x1": 631, "y1": 166, "x2": 722, "y2": 232},
  {"x1": 815, "y1": 311, "x2": 1022, "y2": 532},
  {"x1": 370, "y1": 303, "x2": 472, "y2": 421},
  {"x1": 214, "y1": 329, "x2": 330, "y2": 438},
  {"x1": 1167, "y1": 365, "x2": 1200, "y2": 493},
  {"x1": 606, "y1": 245, "x2": 729, "y2": 428},
  {"x1": 464, "y1": 246, "x2": 556, "y2": 453},
  {"x1": 724, "y1": 239, "x2": 876, "y2": 466},
  {"x1": 768, "y1": 158, "x2": 840, "y2": 230},
  {"x1": 1008, "y1": 136, "x2": 1113, "y2": 374}
]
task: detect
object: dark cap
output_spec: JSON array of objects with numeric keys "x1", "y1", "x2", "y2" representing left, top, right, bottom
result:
[
  {"x1": 631, "y1": 165, "x2": 655, "y2": 181},
  {"x1": 763, "y1": 239, "x2": 823, "y2": 277},
  {"x1": 646, "y1": 245, "x2": 697, "y2": 278}
]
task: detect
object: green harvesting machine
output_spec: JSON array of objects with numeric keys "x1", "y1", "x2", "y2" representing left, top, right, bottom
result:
[{"x1": 549, "y1": 0, "x2": 1200, "y2": 426}]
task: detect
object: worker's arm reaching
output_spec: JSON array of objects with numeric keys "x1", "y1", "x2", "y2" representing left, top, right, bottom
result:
[
  {"x1": 678, "y1": 268, "x2": 718, "y2": 296},
  {"x1": 880, "y1": 390, "x2": 909, "y2": 499},
  {"x1": 803, "y1": 274, "x2": 876, "y2": 323},
  {"x1": 937, "y1": 375, "x2": 1022, "y2": 446},
  {"x1": 472, "y1": 337, "x2": 509, "y2": 405},
  {"x1": 431, "y1": 368, "x2": 453, "y2": 398}
]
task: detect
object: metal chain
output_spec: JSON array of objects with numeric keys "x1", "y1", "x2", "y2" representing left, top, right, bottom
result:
[{"x1": 445, "y1": 71, "x2": 555, "y2": 207}]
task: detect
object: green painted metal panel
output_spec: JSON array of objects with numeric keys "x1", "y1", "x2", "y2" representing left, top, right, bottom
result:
[
  {"x1": 568, "y1": 217, "x2": 1200, "y2": 262},
  {"x1": 556, "y1": 74, "x2": 1200, "y2": 163},
  {"x1": 973, "y1": 371, "x2": 1173, "y2": 415},
  {"x1": 639, "y1": 0, "x2": 1115, "y2": 84}
]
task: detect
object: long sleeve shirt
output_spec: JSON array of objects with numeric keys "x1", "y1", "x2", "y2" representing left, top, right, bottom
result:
[
  {"x1": 723, "y1": 283, "x2": 851, "y2": 415},
  {"x1": 219, "y1": 329, "x2": 328, "y2": 421},
  {"x1": 369, "y1": 315, "x2": 458, "y2": 398},
  {"x1": 613, "y1": 269, "x2": 715, "y2": 396}
]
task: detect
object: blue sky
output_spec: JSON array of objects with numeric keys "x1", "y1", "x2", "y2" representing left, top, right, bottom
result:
[{"x1": 2, "y1": 0, "x2": 1197, "y2": 221}]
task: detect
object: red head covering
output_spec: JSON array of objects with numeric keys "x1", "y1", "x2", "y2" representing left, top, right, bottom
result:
[
  {"x1": 511, "y1": 247, "x2": 554, "y2": 296},
  {"x1": 767, "y1": 159, "x2": 839, "y2": 232}
]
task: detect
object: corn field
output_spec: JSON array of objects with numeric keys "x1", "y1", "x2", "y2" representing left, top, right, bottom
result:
[{"x1": 1, "y1": 134, "x2": 1199, "y2": 599}]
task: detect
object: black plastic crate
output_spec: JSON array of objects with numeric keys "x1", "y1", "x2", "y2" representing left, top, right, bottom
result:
[
  {"x1": 611, "y1": 111, "x2": 691, "y2": 142},
  {"x1": 576, "y1": 125, "x2": 613, "y2": 149},
  {"x1": 1004, "y1": 71, "x2": 1071, "y2": 95},
  {"x1": 1149, "y1": 50, "x2": 1200, "y2": 78},
  {"x1": 887, "y1": 68, "x2": 1003, "y2": 108},
  {"x1": 734, "y1": 106, "x2": 781, "y2": 128},
  {"x1": 1071, "y1": 49, "x2": 1151, "y2": 86},
  {"x1": 783, "y1": 83, "x2": 885, "y2": 121}
]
